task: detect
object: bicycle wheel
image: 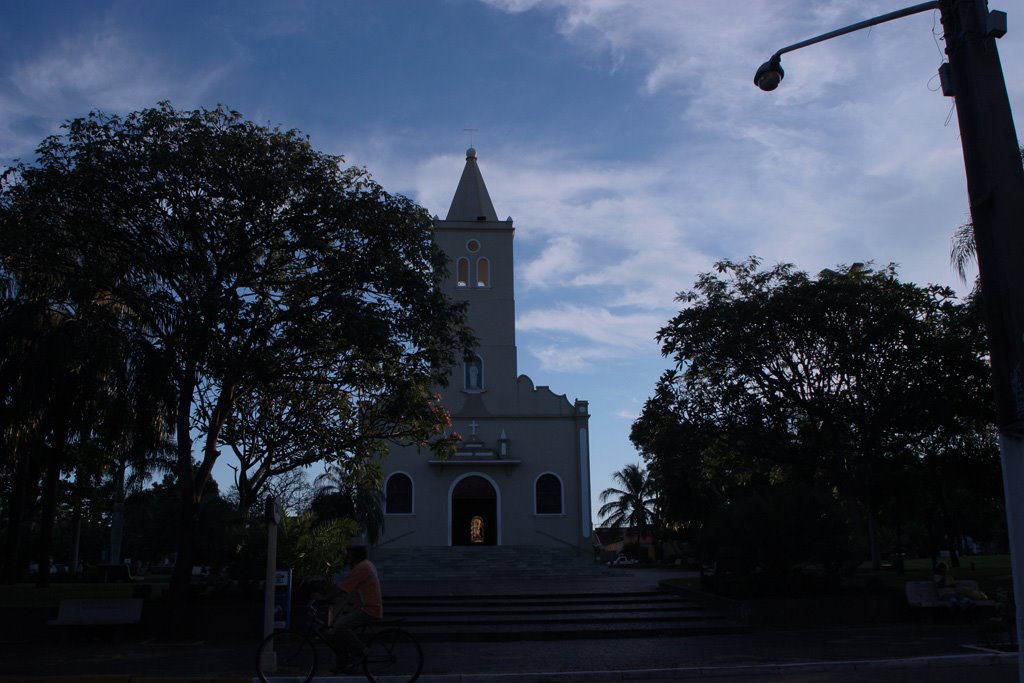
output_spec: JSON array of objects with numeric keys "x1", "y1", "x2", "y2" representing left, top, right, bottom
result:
[
  {"x1": 363, "y1": 627, "x2": 423, "y2": 683},
  {"x1": 256, "y1": 629, "x2": 317, "y2": 683}
]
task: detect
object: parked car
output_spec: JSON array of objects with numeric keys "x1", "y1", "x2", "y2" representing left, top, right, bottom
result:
[{"x1": 607, "y1": 555, "x2": 639, "y2": 567}]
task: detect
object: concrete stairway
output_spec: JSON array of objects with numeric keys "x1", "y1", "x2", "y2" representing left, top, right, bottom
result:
[
  {"x1": 367, "y1": 546, "x2": 748, "y2": 641},
  {"x1": 384, "y1": 590, "x2": 749, "y2": 642},
  {"x1": 372, "y1": 544, "x2": 606, "y2": 582}
]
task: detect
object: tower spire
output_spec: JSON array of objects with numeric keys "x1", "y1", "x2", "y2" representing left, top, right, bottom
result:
[{"x1": 445, "y1": 147, "x2": 498, "y2": 222}]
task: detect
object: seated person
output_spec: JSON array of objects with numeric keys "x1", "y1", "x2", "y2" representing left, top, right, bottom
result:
[{"x1": 933, "y1": 562, "x2": 986, "y2": 607}]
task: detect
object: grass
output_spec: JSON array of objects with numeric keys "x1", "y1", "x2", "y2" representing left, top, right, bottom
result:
[
  {"x1": 855, "y1": 555, "x2": 1013, "y2": 593},
  {"x1": 0, "y1": 579, "x2": 169, "y2": 608},
  {"x1": 660, "y1": 554, "x2": 1014, "y2": 598}
]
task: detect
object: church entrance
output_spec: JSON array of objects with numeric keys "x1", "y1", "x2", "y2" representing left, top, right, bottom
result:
[{"x1": 451, "y1": 475, "x2": 497, "y2": 546}]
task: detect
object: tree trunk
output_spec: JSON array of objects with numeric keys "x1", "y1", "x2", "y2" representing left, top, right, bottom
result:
[
  {"x1": 70, "y1": 513, "x2": 82, "y2": 575},
  {"x1": 168, "y1": 368, "x2": 196, "y2": 602},
  {"x1": 36, "y1": 441, "x2": 64, "y2": 588},
  {"x1": 1, "y1": 449, "x2": 32, "y2": 584},
  {"x1": 170, "y1": 383, "x2": 198, "y2": 600},
  {"x1": 108, "y1": 461, "x2": 127, "y2": 566},
  {"x1": 867, "y1": 508, "x2": 881, "y2": 571}
]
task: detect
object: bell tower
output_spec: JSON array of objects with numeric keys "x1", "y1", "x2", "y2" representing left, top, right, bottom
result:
[{"x1": 434, "y1": 148, "x2": 518, "y2": 409}]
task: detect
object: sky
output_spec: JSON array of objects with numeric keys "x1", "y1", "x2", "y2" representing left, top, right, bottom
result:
[{"x1": 2, "y1": 0, "x2": 1022, "y2": 524}]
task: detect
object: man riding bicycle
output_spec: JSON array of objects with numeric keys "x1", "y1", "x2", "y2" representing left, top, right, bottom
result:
[{"x1": 313, "y1": 541, "x2": 382, "y2": 671}]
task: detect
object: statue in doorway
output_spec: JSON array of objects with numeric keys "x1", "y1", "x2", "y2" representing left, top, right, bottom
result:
[{"x1": 470, "y1": 515, "x2": 485, "y2": 543}]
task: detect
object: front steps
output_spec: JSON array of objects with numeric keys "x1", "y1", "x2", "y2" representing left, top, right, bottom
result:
[
  {"x1": 384, "y1": 590, "x2": 750, "y2": 641},
  {"x1": 372, "y1": 544, "x2": 606, "y2": 582},
  {"x1": 365, "y1": 545, "x2": 747, "y2": 641}
]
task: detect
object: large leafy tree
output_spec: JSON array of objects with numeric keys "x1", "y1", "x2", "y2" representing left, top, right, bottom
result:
[
  {"x1": 636, "y1": 258, "x2": 996, "y2": 568},
  {"x1": 1, "y1": 103, "x2": 472, "y2": 594},
  {"x1": 0, "y1": 250, "x2": 158, "y2": 583}
]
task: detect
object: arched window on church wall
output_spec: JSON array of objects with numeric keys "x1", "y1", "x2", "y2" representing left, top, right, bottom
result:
[
  {"x1": 535, "y1": 473, "x2": 563, "y2": 515},
  {"x1": 456, "y1": 258, "x2": 469, "y2": 288},
  {"x1": 385, "y1": 473, "x2": 413, "y2": 514},
  {"x1": 476, "y1": 257, "x2": 490, "y2": 287}
]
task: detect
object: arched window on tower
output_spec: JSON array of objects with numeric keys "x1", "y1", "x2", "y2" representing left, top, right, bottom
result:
[
  {"x1": 535, "y1": 473, "x2": 563, "y2": 515},
  {"x1": 385, "y1": 473, "x2": 413, "y2": 514},
  {"x1": 456, "y1": 258, "x2": 469, "y2": 288},
  {"x1": 476, "y1": 258, "x2": 490, "y2": 288}
]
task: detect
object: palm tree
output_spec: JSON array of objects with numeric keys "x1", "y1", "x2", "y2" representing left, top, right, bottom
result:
[
  {"x1": 951, "y1": 145, "x2": 1024, "y2": 284},
  {"x1": 598, "y1": 463, "x2": 659, "y2": 558},
  {"x1": 312, "y1": 460, "x2": 385, "y2": 545},
  {"x1": 950, "y1": 220, "x2": 978, "y2": 286}
]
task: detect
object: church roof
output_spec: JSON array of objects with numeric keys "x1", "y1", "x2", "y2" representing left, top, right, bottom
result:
[{"x1": 445, "y1": 147, "x2": 498, "y2": 221}]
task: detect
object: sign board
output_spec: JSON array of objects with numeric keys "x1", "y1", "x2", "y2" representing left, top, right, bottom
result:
[{"x1": 273, "y1": 569, "x2": 292, "y2": 629}]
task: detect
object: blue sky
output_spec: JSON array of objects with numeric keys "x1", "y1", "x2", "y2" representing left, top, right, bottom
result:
[{"x1": 3, "y1": 0, "x2": 1022, "y2": 523}]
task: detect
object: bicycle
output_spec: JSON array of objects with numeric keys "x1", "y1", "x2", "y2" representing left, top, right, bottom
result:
[{"x1": 256, "y1": 601, "x2": 423, "y2": 683}]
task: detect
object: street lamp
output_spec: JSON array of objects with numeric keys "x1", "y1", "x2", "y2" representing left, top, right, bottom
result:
[
  {"x1": 755, "y1": 1, "x2": 1024, "y2": 678},
  {"x1": 753, "y1": 55, "x2": 783, "y2": 92},
  {"x1": 752, "y1": 2, "x2": 951, "y2": 92}
]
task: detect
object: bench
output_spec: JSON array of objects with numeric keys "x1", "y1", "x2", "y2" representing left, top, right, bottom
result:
[
  {"x1": 48, "y1": 598, "x2": 144, "y2": 639},
  {"x1": 905, "y1": 579, "x2": 995, "y2": 609},
  {"x1": 90, "y1": 564, "x2": 142, "y2": 583}
]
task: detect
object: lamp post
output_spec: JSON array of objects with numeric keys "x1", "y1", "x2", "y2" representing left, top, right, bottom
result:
[{"x1": 756, "y1": 1, "x2": 1024, "y2": 675}]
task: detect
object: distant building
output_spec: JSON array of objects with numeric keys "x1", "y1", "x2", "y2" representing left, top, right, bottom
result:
[
  {"x1": 377, "y1": 148, "x2": 592, "y2": 552},
  {"x1": 593, "y1": 527, "x2": 656, "y2": 562}
]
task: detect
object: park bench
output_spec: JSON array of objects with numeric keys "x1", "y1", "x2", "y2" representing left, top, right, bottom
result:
[
  {"x1": 90, "y1": 564, "x2": 142, "y2": 583},
  {"x1": 48, "y1": 598, "x2": 144, "y2": 640},
  {"x1": 905, "y1": 579, "x2": 995, "y2": 611}
]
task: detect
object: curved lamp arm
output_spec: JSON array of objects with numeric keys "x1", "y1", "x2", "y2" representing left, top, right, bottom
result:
[{"x1": 754, "y1": 1, "x2": 941, "y2": 90}]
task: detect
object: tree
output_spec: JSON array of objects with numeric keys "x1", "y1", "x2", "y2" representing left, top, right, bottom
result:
[
  {"x1": 637, "y1": 258, "x2": 997, "y2": 569},
  {"x1": 598, "y1": 463, "x2": 658, "y2": 558},
  {"x1": 311, "y1": 461, "x2": 385, "y2": 544},
  {"x1": 0, "y1": 103, "x2": 472, "y2": 595},
  {"x1": 0, "y1": 265, "x2": 155, "y2": 583},
  {"x1": 630, "y1": 374, "x2": 777, "y2": 541}
]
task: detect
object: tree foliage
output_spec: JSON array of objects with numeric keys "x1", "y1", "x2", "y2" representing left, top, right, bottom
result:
[
  {"x1": 0, "y1": 103, "x2": 472, "y2": 591},
  {"x1": 598, "y1": 463, "x2": 658, "y2": 538},
  {"x1": 633, "y1": 258, "x2": 999, "y2": 572}
]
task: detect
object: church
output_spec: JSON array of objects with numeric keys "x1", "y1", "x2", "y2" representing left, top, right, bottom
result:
[{"x1": 376, "y1": 148, "x2": 593, "y2": 553}]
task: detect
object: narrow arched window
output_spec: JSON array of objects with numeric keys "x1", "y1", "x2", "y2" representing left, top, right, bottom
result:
[
  {"x1": 477, "y1": 258, "x2": 490, "y2": 287},
  {"x1": 385, "y1": 473, "x2": 413, "y2": 514},
  {"x1": 535, "y1": 473, "x2": 562, "y2": 515},
  {"x1": 456, "y1": 258, "x2": 469, "y2": 288}
]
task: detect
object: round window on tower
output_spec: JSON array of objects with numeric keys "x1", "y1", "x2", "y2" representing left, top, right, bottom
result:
[{"x1": 466, "y1": 239, "x2": 480, "y2": 253}]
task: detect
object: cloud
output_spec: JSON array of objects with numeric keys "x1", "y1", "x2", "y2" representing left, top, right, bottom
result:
[
  {"x1": 339, "y1": 0, "x2": 1020, "y2": 382},
  {"x1": 0, "y1": 19, "x2": 238, "y2": 163},
  {"x1": 521, "y1": 235, "x2": 585, "y2": 285},
  {"x1": 528, "y1": 344, "x2": 618, "y2": 373},
  {"x1": 518, "y1": 304, "x2": 664, "y2": 349}
]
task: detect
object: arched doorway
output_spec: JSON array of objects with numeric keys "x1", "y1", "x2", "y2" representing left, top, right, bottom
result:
[{"x1": 450, "y1": 475, "x2": 498, "y2": 546}]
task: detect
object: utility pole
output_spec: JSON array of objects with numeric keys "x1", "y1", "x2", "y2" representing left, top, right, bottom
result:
[
  {"x1": 260, "y1": 496, "x2": 280, "y2": 672},
  {"x1": 755, "y1": 2, "x2": 1024, "y2": 677},
  {"x1": 942, "y1": 4, "x2": 1024, "y2": 679}
]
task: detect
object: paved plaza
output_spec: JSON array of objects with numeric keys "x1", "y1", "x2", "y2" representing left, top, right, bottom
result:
[{"x1": 0, "y1": 568, "x2": 1017, "y2": 682}]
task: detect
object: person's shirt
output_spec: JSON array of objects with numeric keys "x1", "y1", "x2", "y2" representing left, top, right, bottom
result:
[{"x1": 340, "y1": 559, "x2": 382, "y2": 619}]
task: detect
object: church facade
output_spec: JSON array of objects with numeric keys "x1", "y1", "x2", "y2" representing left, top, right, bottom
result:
[{"x1": 376, "y1": 148, "x2": 593, "y2": 552}]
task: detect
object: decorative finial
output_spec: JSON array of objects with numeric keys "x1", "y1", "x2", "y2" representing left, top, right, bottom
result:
[{"x1": 464, "y1": 128, "x2": 479, "y2": 159}]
